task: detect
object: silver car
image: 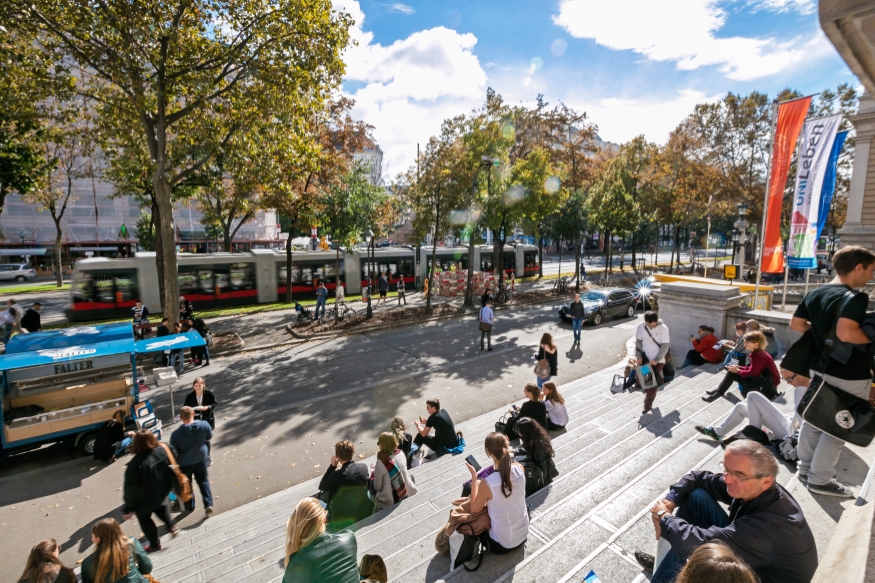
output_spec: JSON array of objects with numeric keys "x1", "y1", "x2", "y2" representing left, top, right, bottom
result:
[{"x1": 0, "y1": 263, "x2": 37, "y2": 282}]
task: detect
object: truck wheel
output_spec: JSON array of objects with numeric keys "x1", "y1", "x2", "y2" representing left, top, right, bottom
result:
[{"x1": 76, "y1": 431, "x2": 99, "y2": 457}]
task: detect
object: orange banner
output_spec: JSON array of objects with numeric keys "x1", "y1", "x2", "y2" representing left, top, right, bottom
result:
[{"x1": 761, "y1": 97, "x2": 811, "y2": 273}]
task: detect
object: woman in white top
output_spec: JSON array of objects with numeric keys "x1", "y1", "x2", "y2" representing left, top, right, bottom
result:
[
  {"x1": 466, "y1": 432, "x2": 529, "y2": 553},
  {"x1": 372, "y1": 432, "x2": 417, "y2": 512},
  {"x1": 541, "y1": 381, "x2": 568, "y2": 430}
]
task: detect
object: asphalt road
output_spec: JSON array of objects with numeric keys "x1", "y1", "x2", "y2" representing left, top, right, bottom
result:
[{"x1": 0, "y1": 300, "x2": 639, "y2": 579}]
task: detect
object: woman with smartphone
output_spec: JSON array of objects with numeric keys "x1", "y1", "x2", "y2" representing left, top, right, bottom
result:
[{"x1": 502, "y1": 384, "x2": 548, "y2": 440}]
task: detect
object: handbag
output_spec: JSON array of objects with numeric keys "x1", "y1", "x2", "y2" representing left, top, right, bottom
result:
[
  {"x1": 610, "y1": 374, "x2": 625, "y2": 394},
  {"x1": 495, "y1": 412, "x2": 509, "y2": 434},
  {"x1": 450, "y1": 523, "x2": 489, "y2": 571},
  {"x1": 534, "y1": 358, "x2": 551, "y2": 379},
  {"x1": 797, "y1": 290, "x2": 875, "y2": 447},
  {"x1": 158, "y1": 443, "x2": 193, "y2": 503}
]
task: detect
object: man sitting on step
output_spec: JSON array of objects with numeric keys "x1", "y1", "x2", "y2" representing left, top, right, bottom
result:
[{"x1": 634, "y1": 440, "x2": 817, "y2": 583}]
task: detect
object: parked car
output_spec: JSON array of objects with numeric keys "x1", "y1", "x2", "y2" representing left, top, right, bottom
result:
[
  {"x1": 558, "y1": 288, "x2": 639, "y2": 326},
  {"x1": 0, "y1": 263, "x2": 36, "y2": 282}
]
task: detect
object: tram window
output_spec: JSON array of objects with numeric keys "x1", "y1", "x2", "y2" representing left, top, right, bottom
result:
[
  {"x1": 503, "y1": 252, "x2": 515, "y2": 271},
  {"x1": 229, "y1": 263, "x2": 255, "y2": 290},
  {"x1": 73, "y1": 270, "x2": 138, "y2": 303},
  {"x1": 178, "y1": 271, "x2": 200, "y2": 295},
  {"x1": 428, "y1": 255, "x2": 467, "y2": 272},
  {"x1": 198, "y1": 270, "x2": 214, "y2": 293},
  {"x1": 524, "y1": 251, "x2": 539, "y2": 268},
  {"x1": 114, "y1": 273, "x2": 138, "y2": 302}
]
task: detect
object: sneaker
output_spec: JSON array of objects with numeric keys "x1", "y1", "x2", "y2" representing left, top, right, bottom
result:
[
  {"x1": 796, "y1": 472, "x2": 808, "y2": 486},
  {"x1": 205, "y1": 506, "x2": 214, "y2": 517},
  {"x1": 170, "y1": 526, "x2": 180, "y2": 538},
  {"x1": 807, "y1": 479, "x2": 855, "y2": 498},
  {"x1": 695, "y1": 426, "x2": 721, "y2": 441},
  {"x1": 206, "y1": 456, "x2": 213, "y2": 467},
  {"x1": 143, "y1": 543, "x2": 162, "y2": 554},
  {"x1": 634, "y1": 550, "x2": 654, "y2": 573}
]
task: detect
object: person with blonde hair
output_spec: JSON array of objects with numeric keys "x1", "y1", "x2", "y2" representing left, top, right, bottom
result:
[
  {"x1": 17, "y1": 539, "x2": 76, "y2": 583},
  {"x1": 541, "y1": 381, "x2": 568, "y2": 430},
  {"x1": 745, "y1": 319, "x2": 779, "y2": 358},
  {"x1": 80, "y1": 518, "x2": 152, "y2": 583},
  {"x1": 282, "y1": 498, "x2": 359, "y2": 583},
  {"x1": 389, "y1": 415, "x2": 413, "y2": 467},
  {"x1": 372, "y1": 432, "x2": 417, "y2": 512},
  {"x1": 702, "y1": 330, "x2": 780, "y2": 402},
  {"x1": 675, "y1": 541, "x2": 758, "y2": 583},
  {"x1": 359, "y1": 554, "x2": 388, "y2": 582},
  {"x1": 466, "y1": 432, "x2": 529, "y2": 553}
]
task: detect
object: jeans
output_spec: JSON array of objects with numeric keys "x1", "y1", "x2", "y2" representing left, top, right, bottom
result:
[
  {"x1": 398, "y1": 291, "x2": 406, "y2": 305},
  {"x1": 537, "y1": 375, "x2": 551, "y2": 389},
  {"x1": 796, "y1": 372, "x2": 869, "y2": 486},
  {"x1": 136, "y1": 503, "x2": 172, "y2": 547},
  {"x1": 315, "y1": 298, "x2": 326, "y2": 318},
  {"x1": 714, "y1": 391, "x2": 792, "y2": 439},
  {"x1": 652, "y1": 488, "x2": 730, "y2": 583},
  {"x1": 180, "y1": 461, "x2": 213, "y2": 510},
  {"x1": 114, "y1": 437, "x2": 132, "y2": 458},
  {"x1": 572, "y1": 318, "x2": 583, "y2": 342},
  {"x1": 480, "y1": 328, "x2": 491, "y2": 349},
  {"x1": 0, "y1": 323, "x2": 11, "y2": 344}
]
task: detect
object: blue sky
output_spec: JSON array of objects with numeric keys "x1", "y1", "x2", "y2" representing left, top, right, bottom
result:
[{"x1": 333, "y1": 0, "x2": 859, "y2": 176}]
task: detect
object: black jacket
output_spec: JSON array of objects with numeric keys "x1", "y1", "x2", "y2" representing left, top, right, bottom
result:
[
  {"x1": 183, "y1": 389, "x2": 217, "y2": 428},
  {"x1": 518, "y1": 400, "x2": 548, "y2": 431},
  {"x1": 156, "y1": 324, "x2": 170, "y2": 337},
  {"x1": 93, "y1": 420, "x2": 125, "y2": 462},
  {"x1": 20, "y1": 308, "x2": 40, "y2": 332},
  {"x1": 537, "y1": 346, "x2": 558, "y2": 376},
  {"x1": 318, "y1": 461, "x2": 372, "y2": 531},
  {"x1": 123, "y1": 445, "x2": 175, "y2": 513},
  {"x1": 663, "y1": 471, "x2": 817, "y2": 583},
  {"x1": 568, "y1": 301, "x2": 585, "y2": 319},
  {"x1": 526, "y1": 443, "x2": 558, "y2": 487}
]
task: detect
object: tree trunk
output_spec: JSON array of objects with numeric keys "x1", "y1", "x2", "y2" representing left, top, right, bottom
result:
[
  {"x1": 53, "y1": 219, "x2": 63, "y2": 287},
  {"x1": 285, "y1": 229, "x2": 294, "y2": 303},
  {"x1": 464, "y1": 231, "x2": 476, "y2": 306},
  {"x1": 631, "y1": 234, "x2": 637, "y2": 272},
  {"x1": 620, "y1": 238, "x2": 625, "y2": 271},
  {"x1": 558, "y1": 237, "x2": 562, "y2": 282},
  {"x1": 493, "y1": 221, "x2": 506, "y2": 285},
  {"x1": 574, "y1": 236, "x2": 581, "y2": 291},
  {"x1": 152, "y1": 202, "x2": 166, "y2": 309},
  {"x1": 335, "y1": 247, "x2": 341, "y2": 297},
  {"x1": 428, "y1": 235, "x2": 438, "y2": 311},
  {"x1": 538, "y1": 236, "x2": 544, "y2": 277},
  {"x1": 152, "y1": 174, "x2": 178, "y2": 322},
  {"x1": 223, "y1": 222, "x2": 232, "y2": 252},
  {"x1": 606, "y1": 230, "x2": 613, "y2": 274}
]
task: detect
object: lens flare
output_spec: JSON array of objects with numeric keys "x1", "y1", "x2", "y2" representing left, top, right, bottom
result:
[
  {"x1": 504, "y1": 185, "x2": 525, "y2": 204},
  {"x1": 544, "y1": 176, "x2": 560, "y2": 194},
  {"x1": 501, "y1": 122, "x2": 515, "y2": 140},
  {"x1": 529, "y1": 57, "x2": 543, "y2": 74},
  {"x1": 551, "y1": 39, "x2": 567, "y2": 57}
]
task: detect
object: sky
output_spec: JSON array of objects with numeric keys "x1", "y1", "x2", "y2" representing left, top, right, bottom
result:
[{"x1": 332, "y1": 0, "x2": 859, "y2": 177}]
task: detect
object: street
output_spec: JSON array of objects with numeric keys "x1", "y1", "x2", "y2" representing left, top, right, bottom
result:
[{"x1": 0, "y1": 300, "x2": 639, "y2": 579}]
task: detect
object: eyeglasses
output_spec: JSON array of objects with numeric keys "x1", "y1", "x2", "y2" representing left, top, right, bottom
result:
[
  {"x1": 718, "y1": 461, "x2": 762, "y2": 482},
  {"x1": 781, "y1": 374, "x2": 797, "y2": 383}
]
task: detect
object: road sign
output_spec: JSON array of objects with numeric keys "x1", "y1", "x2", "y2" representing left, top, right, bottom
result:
[{"x1": 723, "y1": 264, "x2": 739, "y2": 281}]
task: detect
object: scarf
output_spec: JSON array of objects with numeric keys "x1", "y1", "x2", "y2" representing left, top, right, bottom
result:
[{"x1": 382, "y1": 449, "x2": 407, "y2": 503}]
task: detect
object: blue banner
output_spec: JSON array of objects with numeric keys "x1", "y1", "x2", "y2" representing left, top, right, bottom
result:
[{"x1": 815, "y1": 130, "x2": 848, "y2": 241}]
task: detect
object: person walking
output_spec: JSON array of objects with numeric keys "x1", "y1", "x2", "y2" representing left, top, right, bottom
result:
[
  {"x1": 121, "y1": 431, "x2": 178, "y2": 552},
  {"x1": 790, "y1": 245, "x2": 875, "y2": 497},
  {"x1": 377, "y1": 271, "x2": 389, "y2": 306},
  {"x1": 479, "y1": 298, "x2": 494, "y2": 351},
  {"x1": 0, "y1": 307, "x2": 15, "y2": 344},
  {"x1": 535, "y1": 333, "x2": 558, "y2": 388},
  {"x1": 131, "y1": 300, "x2": 149, "y2": 340},
  {"x1": 314, "y1": 281, "x2": 328, "y2": 319},
  {"x1": 681, "y1": 325, "x2": 723, "y2": 368},
  {"x1": 187, "y1": 316, "x2": 211, "y2": 366},
  {"x1": 569, "y1": 294, "x2": 585, "y2": 347},
  {"x1": 183, "y1": 377, "x2": 216, "y2": 464},
  {"x1": 633, "y1": 311, "x2": 671, "y2": 414},
  {"x1": 20, "y1": 303, "x2": 41, "y2": 333},
  {"x1": 282, "y1": 498, "x2": 360, "y2": 583},
  {"x1": 170, "y1": 406, "x2": 214, "y2": 516},
  {"x1": 168, "y1": 322, "x2": 184, "y2": 375},
  {"x1": 372, "y1": 432, "x2": 417, "y2": 512},
  {"x1": 17, "y1": 539, "x2": 76, "y2": 583},
  {"x1": 397, "y1": 277, "x2": 406, "y2": 306},
  {"x1": 81, "y1": 518, "x2": 155, "y2": 583}
]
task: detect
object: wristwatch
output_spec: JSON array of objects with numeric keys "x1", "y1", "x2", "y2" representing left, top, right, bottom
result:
[{"x1": 656, "y1": 509, "x2": 667, "y2": 519}]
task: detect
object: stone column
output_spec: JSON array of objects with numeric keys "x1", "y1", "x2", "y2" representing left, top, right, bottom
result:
[
  {"x1": 839, "y1": 92, "x2": 875, "y2": 249},
  {"x1": 656, "y1": 281, "x2": 746, "y2": 342}
]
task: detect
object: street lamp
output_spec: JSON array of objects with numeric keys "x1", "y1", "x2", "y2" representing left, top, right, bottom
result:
[
  {"x1": 737, "y1": 202, "x2": 748, "y2": 218},
  {"x1": 365, "y1": 229, "x2": 374, "y2": 319},
  {"x1": 731, "y1": 229, "x2": 740, "y2": 265},
  {"x1": 733, "y1": 203, "x2": 750, "y2": 271}
]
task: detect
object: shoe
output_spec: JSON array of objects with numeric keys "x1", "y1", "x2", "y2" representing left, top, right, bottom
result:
[
  {"x1": 695, "y1": 426, "x2": 721, "y2": 441},
  {"x1": 642, "y1": 407, "x2": 652, "y2": 415},
  {"x1": 170, "y1": 526, "x2": 180, "y2": 538},
  {"x1": 704, "y1": 388, "x2": 718, "y2": 396},
  {"x1": 796, "y1": 472, "x2": 808, "y2": 486},
  {"x1": 143, "y1": 543, "x2": 162, "y2": 554},
  {"x1": 701, "y1": 393, "x2": 721, "y2": 403},
  {"x1": 206, "y1": 456, "x2": 213, "y2": 467},
  {"x1": 807, "y1": 479, "x2": 855, "y2": 498},
  {"x1": 205, "y1": 506, "x2": 214, "y2": 516},
  {"x1": 634, "y1": 550, "x2": 655, "y2": 573},
  {"x1": 488, "y1": 347, "x2": 493, "y2": 351}
]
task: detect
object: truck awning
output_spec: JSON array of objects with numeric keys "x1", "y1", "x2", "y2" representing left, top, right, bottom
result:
[
  {"x1": 0, "y1": 337, "x2": 136, "y2": 371},
  {"x1": 5, "y1": 322, "x2": 134, "y2": 354},
  {"x1": 134, "y1": 331, "x2": 206, "y2": 354}
]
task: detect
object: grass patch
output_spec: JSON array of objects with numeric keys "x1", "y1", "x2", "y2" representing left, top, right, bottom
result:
[{"x1": 0, "y1": 282, "x2": 70, "y2": 295}]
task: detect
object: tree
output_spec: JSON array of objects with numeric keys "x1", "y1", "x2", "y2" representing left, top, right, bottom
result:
[
  {"x1": 24, "y1": 97, "x2": 93, "y2": 286},
  {"x1": 197, "y1": 164, "x2": 262, "y2": 252},
  {"x1": 587, "y1": 156, "x2": 640, "y2": 273},
  {"x1": 7, "y1": 0, "x2": 352, "y2": 320},
  {"x1": 135, "y1": 209, "x2": 156, "y2": 251}
]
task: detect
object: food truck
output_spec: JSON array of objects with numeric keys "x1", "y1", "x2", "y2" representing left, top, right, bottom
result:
[{"x1": 0, "y1": 323, "x2": 205, "y2": 457}]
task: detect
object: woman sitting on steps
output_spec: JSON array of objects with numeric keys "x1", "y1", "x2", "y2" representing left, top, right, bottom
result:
[{"x1": 702, "y1": 330, "x2": 780, "y2": 403}]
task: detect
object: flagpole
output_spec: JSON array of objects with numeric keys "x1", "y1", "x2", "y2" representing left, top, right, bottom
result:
[{"x1": 753, "y1": 102, "x2": 779, "y2": 309}]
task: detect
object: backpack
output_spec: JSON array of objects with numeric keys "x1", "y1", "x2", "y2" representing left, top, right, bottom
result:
[{"x1": 523, "y1": 461, "x2": 546, "y2": 496}]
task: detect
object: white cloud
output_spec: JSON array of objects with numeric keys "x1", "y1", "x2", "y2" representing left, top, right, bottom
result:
[
  {"x1": 385, "y1": 3, "x2": 415, "y2": 15},
  {"x1": 751, "y1": 0, "x2": 815, "y2": 14},
  {"x1": 553, "y1": 0, "x2": 832, "y2": 81},
  {"x1": 334, "y1": 0, "x2": 487, "y2": 176}
]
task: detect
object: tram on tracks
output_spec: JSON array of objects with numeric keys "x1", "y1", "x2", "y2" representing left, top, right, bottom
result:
[{"x1": 66, "y1": 243, "x2": 539, "y2": 322}]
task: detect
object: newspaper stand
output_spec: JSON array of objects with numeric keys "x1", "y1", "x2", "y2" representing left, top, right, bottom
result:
[{"x1": 0, "y1": 323, "x2": 141, "y2": 456}]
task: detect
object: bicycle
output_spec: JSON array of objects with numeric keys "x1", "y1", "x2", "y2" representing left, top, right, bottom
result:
[
  {"x1": 551, "y1": 276, "x2": 570, "y2": 295},
  {"x1": 319, "y1": 301, "x2": 359, "y2": 327},
  {"x1": 597, "y1": 272, "x2": 612, "y2": 288},
  {"x1": 494, "y1": 282, "x2": 513, "y2": 304}
]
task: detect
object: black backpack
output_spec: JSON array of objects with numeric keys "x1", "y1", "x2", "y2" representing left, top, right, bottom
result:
[{"x1": 523, "y1": 461, "x2": 546, "y2": 496}]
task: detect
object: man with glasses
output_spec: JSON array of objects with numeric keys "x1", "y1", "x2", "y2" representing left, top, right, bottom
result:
[{"x1": 634, "y1": 440, "x2": 817, "y2": 583}]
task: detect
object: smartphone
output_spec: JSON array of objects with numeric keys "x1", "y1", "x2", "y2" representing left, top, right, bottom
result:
[
  {"x1": 465, "y1": 455, "x2": 481, "y2": 471},
  {"x1": 512, "y1": 404, "x2": 519, "y2": 411}
]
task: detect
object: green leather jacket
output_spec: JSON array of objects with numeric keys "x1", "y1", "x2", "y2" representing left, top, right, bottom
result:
[{"x1": 282, "y1": 531, "x2": 360, "y2": 583}]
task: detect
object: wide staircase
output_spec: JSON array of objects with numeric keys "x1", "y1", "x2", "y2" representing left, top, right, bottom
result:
[{"x1": 146, "y1": 355, "x2": 872, "y2": 582}]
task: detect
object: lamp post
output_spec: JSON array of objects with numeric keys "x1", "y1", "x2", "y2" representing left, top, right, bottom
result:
[
  {"x1": 365, "y1": 229, "x2": 374, "y2": 319},
  {"x1": 733, "y1": 203, "x2": 749, "y2": 276},
  {"x1": 731, "y1": 229, "x2": 740, "y2": 266}
]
